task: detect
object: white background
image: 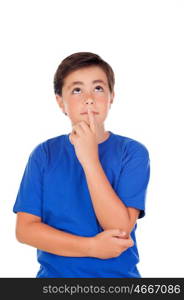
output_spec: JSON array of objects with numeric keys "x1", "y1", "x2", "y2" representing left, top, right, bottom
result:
[{"x1": 0, "y1": 0, "x2": 184, "y2": 277}]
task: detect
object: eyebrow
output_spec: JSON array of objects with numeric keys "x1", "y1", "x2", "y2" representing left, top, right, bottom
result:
[{"x1": 67, "y1": 79, "x2": 107, "y2": 90}]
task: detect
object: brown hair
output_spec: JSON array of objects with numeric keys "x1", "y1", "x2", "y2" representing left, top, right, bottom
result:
[{"x1": 53, "y1": 52, "x2": 115, "y2": 96}]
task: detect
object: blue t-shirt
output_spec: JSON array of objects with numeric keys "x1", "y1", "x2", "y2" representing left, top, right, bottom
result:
[{"x1": 13, "y1": 131, "x2": 150, "y2": 278}]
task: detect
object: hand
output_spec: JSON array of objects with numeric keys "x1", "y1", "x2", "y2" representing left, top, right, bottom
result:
[
  {"x1": 88, "y1": 229, "x2": 134, "y2": 259},
  {"x1": 70, "y1": 107, "x2": 99, "y2": 167}
]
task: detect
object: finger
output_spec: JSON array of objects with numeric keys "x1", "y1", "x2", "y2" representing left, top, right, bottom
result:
[
  {"x1": 110, "y1": 229, "x2": 126, "y2": 236},
  {"x1": 124, "y1": 237, "x2": 134, "y2": 247},
  {"x1": 72, "y1": 123, "x2": 84, "y2": 136},
  {"x1": 128, "y1": 239, "x2": 134, "y2": 247},
  {"x1": 87, "y1": 107, "x2": 96, "y2": 134},
  {"x1": 118, "y1": 238, "x2": 134, "y2": 248},
  {"x1": 114, "y1": 232, "x2": 128, "y2": 239},
  {"x1": 78, "y1": 121, "x2": 90, "y2": 132}
]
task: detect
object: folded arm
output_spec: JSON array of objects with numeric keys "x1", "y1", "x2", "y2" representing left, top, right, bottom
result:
[
  {"x1": 83, "y1": 161, "x2": 140, "y2": 236},
  {"x1": 15, "y1": 212, "x2": 93, "y2": 257}
]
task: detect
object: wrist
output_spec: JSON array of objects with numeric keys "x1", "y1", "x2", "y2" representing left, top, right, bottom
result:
[{"x1": 82, "y1": 159, "x2": 101, "y2": 172}]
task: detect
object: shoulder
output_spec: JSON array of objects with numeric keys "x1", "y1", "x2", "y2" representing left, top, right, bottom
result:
[
  {"x1": 28, "y1": 134, "x2": 66, "y2": 169},
  {"x1": 112, "y1": 132, "x2": 150, "y2": 159}
]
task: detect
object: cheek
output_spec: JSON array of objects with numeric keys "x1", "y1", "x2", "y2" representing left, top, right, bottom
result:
[
  {"x1": 96, "y1": 92, "x2": 110, "y2": 103},
  {"x1": 98, "y1": 98, "x2": 110, "y2": 112},
  {"x1": 67, "y1": 100, "x2": 79, "y2": 113}
]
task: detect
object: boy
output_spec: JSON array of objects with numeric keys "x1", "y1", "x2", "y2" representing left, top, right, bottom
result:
[{"x1": 13, "y1": 52, "x2": 150, "y2": 278}]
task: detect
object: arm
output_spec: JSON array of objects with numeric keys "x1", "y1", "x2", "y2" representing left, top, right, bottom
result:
[
  {"x1": 15, "y1": 212, "x2": 93, "y2": 257},
  {"x1": 69, "y1": 110, "x2": 149, "y2": 237},
  {"x1": 83, "y1": 161, "x2": 139, "y2": 235}
]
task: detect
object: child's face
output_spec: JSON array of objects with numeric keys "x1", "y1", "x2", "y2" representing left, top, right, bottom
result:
[{"x1": 56, "y1": 66, "x2": 114, "y2": 127}]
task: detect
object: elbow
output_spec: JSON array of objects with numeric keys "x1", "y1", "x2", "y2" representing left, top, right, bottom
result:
[
  {"x1": 102, "y1": 224, "x2": 131, "y2": 237},
  {"x1": 15, "y1": 226, "x2": 26, "y2": 244},
  {"x1": 119, "y1": 227, "x2": 132, "y2": 238},
  {"x1": 120, "y1": 223, "x2": 137, "y2": 238},
  {"x1": 120, "y1": 222, "x2": 135, "y2": 237},
  {"x1": 99, "y1": 214, "x2": 136, "y2": 237},
  {"x1": 15, "y1": 212, "x2": 41, "y2": 243}
]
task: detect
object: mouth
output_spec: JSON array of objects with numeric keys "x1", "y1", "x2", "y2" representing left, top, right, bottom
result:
[{"x1": 80, "y1": 112, "x2": 99, "y2": 115}]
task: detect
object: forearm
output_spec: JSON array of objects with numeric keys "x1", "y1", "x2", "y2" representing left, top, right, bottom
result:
[
  {"x1": 83, "y1": 160, "x2": 130, "y2": 232},
  {"x1": 17, "y1": 222, "x2": 93, "y2": 257}
]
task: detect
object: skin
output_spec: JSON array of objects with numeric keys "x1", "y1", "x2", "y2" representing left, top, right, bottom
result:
[
  {"x1": 55, "y1": 65, "x2": 115, "y2": 145},
  {"x1": 15, "y1": 66, "x2": 138, "y2": 259},
  {"x1": 56, "y1": 66, "x2": 139, "y2": 239}
]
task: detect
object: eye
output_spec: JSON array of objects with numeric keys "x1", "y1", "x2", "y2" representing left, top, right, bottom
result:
[
  {"x1": 72, "y1": 87, "x2": 81, "y2": 94},
  {"x1": 95, "y1": 85, "x2": 104, "y2": 92}
]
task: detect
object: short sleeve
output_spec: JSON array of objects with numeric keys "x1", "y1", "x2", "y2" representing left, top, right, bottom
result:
[
  {"x1": 115, "y1": 141, "x2": 150, "y2": 219},
  {"x1": 13, "y1": 143, "x2": 46, "y2": 218}
]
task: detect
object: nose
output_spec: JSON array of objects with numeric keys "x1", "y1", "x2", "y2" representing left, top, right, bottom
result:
[
  {"x1": 85, "y1": 99, "x2": 94, "y2": 105},
  {"x1": 84, "y1": 95, "x2": 95, "y2": 105}
]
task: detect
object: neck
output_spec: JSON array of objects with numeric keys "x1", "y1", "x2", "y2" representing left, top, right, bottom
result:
[{"x1": 95, "y1": 126, "x2": 110, "y2": 144}]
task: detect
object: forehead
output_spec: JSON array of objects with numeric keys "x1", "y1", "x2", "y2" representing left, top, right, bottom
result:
[{"x1": 64, "y1": 66, "x2": 108, "y2": 86}]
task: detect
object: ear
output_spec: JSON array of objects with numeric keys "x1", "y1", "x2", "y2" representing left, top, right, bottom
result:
[
  {"x1": 55, "y1": 94, "x2": 65, "y2": 113},
  {"x1": 110, "y1": 91, "x2": 115, "y2": 105}
]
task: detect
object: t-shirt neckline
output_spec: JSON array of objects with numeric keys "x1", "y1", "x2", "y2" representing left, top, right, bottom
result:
[{"x1": 65, "y1": 130, "x2": 114, "y2": 149}]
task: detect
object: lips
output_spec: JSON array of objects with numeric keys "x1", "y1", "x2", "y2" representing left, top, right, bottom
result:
[{"x1": 80, "y1": 111, "x2": 99, "y2": 115}]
